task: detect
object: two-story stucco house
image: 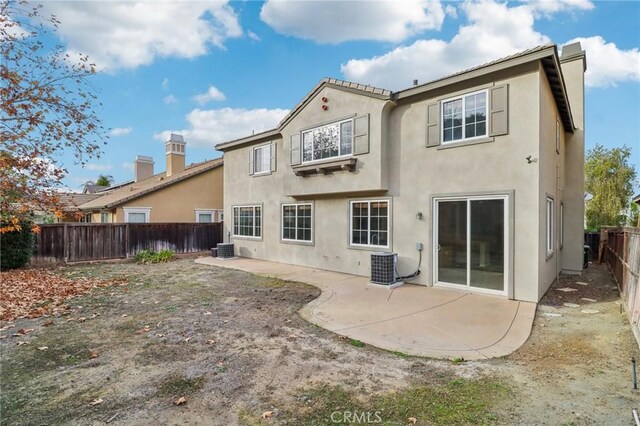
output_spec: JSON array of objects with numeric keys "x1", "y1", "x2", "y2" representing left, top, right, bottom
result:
[{"x1": 215, "y1": 43, "x2": 586, "y2": 303}]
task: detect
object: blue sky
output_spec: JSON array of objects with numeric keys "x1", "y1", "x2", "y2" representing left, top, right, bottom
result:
[{"x1": 32, "y1": 0, "x2": 639, "y2": 190}]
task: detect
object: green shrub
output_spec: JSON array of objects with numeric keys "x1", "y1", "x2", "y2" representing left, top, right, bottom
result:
[
  {"x1": 0, "y1": 222, "x2": 35, "y2": 270},
  {"x1": 134, "y1": 249, "x2": 174, "y2": 264}
]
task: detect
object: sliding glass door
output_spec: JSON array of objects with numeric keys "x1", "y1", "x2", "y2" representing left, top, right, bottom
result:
[{"x1": 434, "y1": 195, "x2": 507, "y2": 294}]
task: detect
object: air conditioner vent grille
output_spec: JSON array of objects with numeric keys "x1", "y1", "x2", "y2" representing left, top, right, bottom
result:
[{"x1": 370, "y1": 252, "x2": 396, "y2": 285}]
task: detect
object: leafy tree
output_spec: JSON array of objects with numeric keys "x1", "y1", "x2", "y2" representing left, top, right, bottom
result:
[
  {"x1": 585, "y1": 144, "x2": 637, "y2": 230},
  {"x1": 95, "y1": 174, "x2": 113, "y2": 186},
  {"x1": 0, "y1": 0, "x2": 107, "y2": 233}
]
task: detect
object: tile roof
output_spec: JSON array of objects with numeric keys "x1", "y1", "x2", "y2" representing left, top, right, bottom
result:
[
  {"x1": 57, "y1": 193, "x2": 103, "y2": 211},
  {"x1": 79, "y1": 158, "x2": 223, "y2": 210}
]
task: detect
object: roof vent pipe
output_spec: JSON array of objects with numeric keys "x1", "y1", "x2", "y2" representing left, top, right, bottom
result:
[{"x1": 413, "y1": 79, "x2": 418, "y2": 86}]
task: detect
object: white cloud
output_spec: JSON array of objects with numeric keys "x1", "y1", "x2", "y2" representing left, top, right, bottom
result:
[
  {"x1": 155, "y1": 107, "x2": 289, "y2": 148},
  {"x1": 525, "y1": 0, "x2": 594, "y2": 15},
  {"x1": 193, "y1": 85, "x2": 227, "y2": 105},
  {"x1": 260, "y1": 0, "x2": 445, "y2": 43},
  {"x1": 342, "y1": 0, "x2": 550, "y2": 89},
  {"x1": 109, "y1": 127, "x2": 132, "y2": 137},
  {"x1": 340, "y1": 0, "x2": 611, "y2": 91},
  {"x1": 247, "y1": 30, "x2": 261, "y2": 42},
  {"x1": 41, "y1": 1, "x2": 243, "y2": 70},
  {"x1": 121, "y1": 162, "x2": 134, "y2": 171},
  {"x1": 564, "y1": 36, "x2": 640, "y2": 87},
  {"x1": 162, "y1": 78, "x2": 170, "y2": 90},
  {"x1": 164, "y1": 94, "x2": 178, "y2": 105},
  {"x1": 84, "y1": 163, "x2": 113, "y2": 172}
]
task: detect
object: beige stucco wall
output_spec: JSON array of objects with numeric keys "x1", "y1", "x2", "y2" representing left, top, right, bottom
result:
[
  {"x1": 223, "y1": 58, "x2": 584, "y2": 303},
  {"x1": 560, "y1": 55, "x2": 586, "y2": 274},
  {"x1": 112, "y1": 166, "x2": 223, "y2": 222},
  {"x1": 537, "y1": 63, "x2": 566, "y2": 299}
]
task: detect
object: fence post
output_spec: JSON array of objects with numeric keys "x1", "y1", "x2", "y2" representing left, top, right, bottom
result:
[
  {"x1": 125, "y1": 223, "x2": 130, "y2": 258},
  {"x1": 63, "y1": 223, "x2": 69, "y2": 263},
  {"x1": 623, "y1": 229, "x2": 629, "y2": 291}
]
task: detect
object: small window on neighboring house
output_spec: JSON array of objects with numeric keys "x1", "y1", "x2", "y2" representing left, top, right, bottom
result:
[
  {"x1": 100, "y1": 212, "x2": 110, "y2": 223},
  {"x1": 282, "y1": 203, "x2": 312, "y2": 242},
  {"x1": 233, "y1": 205, "x2": 262, "y2": 238},
  {"x1": 124, "y1": 208, "x2": 150, "y2": 223},
  {"x1": 559, "y1": 202, "x2": 564, "y2": 249},
  {"x1": 81, "y1": 214, "x2": 92, "y2": 223},
  {"x1": 198, "y1": 213, "x2": 212, "y2": 223},
  {"x1": 441, "y1": 90, "x2": 487, "y2": 143},
  {"x1": 253, "y1": 145, "x2": 271, "y2": 174},
  {"x1": 350, "y1": 200, "x2": 390, "y2": 248},
  {"x1": 302, "y1": 118, "x2": 353, "y2": 163},
  {"x1": 546, "y1": 197, "x2": 554, "y2": 257}
]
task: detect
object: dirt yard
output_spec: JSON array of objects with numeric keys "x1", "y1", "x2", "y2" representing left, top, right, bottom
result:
[{"x1": 1, "y1": 258, "x2": 638, "y2": 425}]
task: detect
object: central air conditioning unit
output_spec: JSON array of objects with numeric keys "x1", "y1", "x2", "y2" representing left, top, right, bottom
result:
[
  {"x1": 216, "y1": 243, "x2": 235, "y2": 259},
  {"x1": 370, "y1": 252, "x2": 402, "y2": 288}
]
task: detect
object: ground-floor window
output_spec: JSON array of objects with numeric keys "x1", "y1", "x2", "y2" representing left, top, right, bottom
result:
[
  {"x1": 124, "y1": 207, "x2": 151, "y2": 223},
  {"x1": 100, "y1": 212, "x2": 110, "y2": 223},
  {"x1": 546, "y1": 197, "x2": 554, "y2": 256},
  {"x1": 233, "y1": 205, "x2": 261, "y2": 238},
  {"x1": 350, "y1": 200, "x2": 389, "y2": 248},
  {"x1": 195, "y1": 209, "x2": 215, "y2": 223},
  {"x1": 282, "y1": 203, "x2": 312, "y2": 242}
]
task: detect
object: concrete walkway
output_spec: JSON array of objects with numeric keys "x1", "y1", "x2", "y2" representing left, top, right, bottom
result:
[{"x1": 195, "y1": 256, "x2": 536, "y2": 360}]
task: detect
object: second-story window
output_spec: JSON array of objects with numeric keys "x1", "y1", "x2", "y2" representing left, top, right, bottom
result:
[
  {"x1": 253, "y1": 145, "x2": 271, "y2": 174},
  {"x1": 302, "y1": 118, "x2": 353, "y2": 163},
  {"x1": 442, "y1": 90, "x2": 487, "y2": 143}
]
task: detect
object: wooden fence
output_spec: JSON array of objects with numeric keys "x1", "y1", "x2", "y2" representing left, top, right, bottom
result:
[
  {"x1": 602, "y1": 226, "x2": 640, "y2": 345},
  {"x1": 32, "y1": 222, "x2": 223, "y2": 264}
]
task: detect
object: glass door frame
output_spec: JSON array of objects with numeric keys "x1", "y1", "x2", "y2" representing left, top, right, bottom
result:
[{"x1": 432, "y1": 194, "x2": 510, "y2": 297}]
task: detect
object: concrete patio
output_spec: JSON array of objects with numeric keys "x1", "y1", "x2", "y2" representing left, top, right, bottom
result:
[{"x1": 195, "y1": 256, "x2": 536, "y2": 360}]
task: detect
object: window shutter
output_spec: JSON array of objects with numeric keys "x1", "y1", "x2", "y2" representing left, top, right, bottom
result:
[
  {"x1": 426, "y1": 102, "x2": 440, "y2": 147},
  {"x1": 353, "y1": 114, "x2": 369, "y2": 155},
  {"x1": 290, "y1": 134, "x2": 301, "y2": 165},
  {"x1": 270, "y1": 142, "x2": 277, "y2": 172},
  {"x1": 489, "y1": 84, "x2": 509, "y2": 137},
  {"x1": 249, "y1": 148, "x2": 254, "y2": 175}
]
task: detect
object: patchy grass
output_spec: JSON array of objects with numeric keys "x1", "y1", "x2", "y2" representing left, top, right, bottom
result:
[
  {"x1": 349, "y1": 338, "x2": 365, "y2": 348},
  {"x1": 156, "y1": 374, "x2": 205, "y2": 398},
  {"x1": 275, "y1": 378, "x2": 510, "y2": 425},
  {"x1": 451, "y1": 356, "x2": 467, "y2": 364}
]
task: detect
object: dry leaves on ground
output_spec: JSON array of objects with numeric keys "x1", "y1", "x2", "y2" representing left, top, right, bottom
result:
[
  {"x1": 0, "y1": 269, "x2": 127, "y2": 321},
  {"x1": 173, "y1": 397, "x2": 187, "y2": 406}
]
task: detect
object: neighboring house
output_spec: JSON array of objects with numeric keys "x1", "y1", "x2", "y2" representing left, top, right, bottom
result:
[
  {"x1": 79, "y1": 134, "x2": 224, "y2": 223},
  {"x1": 82, "y1": 184, "x2": 110, "y2": 194},
  {"x1": 215, "y1": 43, "x2": 586, "y2": 303},
  {"x1": 633, "y1": 194, "x2": 640, "y2": 227}
]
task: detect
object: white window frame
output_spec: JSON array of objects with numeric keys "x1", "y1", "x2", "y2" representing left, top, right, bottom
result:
[
  {"x1": 253, "y1": 144, "x2": 271, "y2": 175},
  {"x1": 281, "y1": 203, "x2": 313, "y2": 243},
  {"x1": 546, "y1": 197, "x2": 554, "y2": 257},
  {"x1": 559, "y1": 202, "x2": 564, "y2": 249},
  {"x1": 124, "y1": 207, "x2": 151, "y2": 223},
  {"x1": 349, "y1": 199, "x2": 391, "y2": 249},
  {"x1": 302, "y1": 118, "x2": 354, "y2": 164},
  {"x1": 232, "y1": 205, "x2": 262, "y2": 239},
  {"x1": 441, "y1": 89, "x2": 488, "y2": 144},
  {"x1": 195, "y1": 209, "x2": 215, "y2": 223},
  {"x1": 100, "y1": 212, "x2": 110, "y2": 223}
]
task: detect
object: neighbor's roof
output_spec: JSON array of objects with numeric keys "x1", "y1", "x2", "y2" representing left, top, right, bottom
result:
[
  {"x1": 79, "y1": 158, "x2": 223, "y2": 210},
  {"x1": 57, "y1": 193, "x2": 103, "y2": 212},
  {"x1": 216, "y1": 44, "x2": 579, "y2": 152},
  {"x1": 82, "y1": 184, "x2": 109, "y2": 194},
  {"x1": 633, "y1": 194, "x2": 640, "y2": 204}
]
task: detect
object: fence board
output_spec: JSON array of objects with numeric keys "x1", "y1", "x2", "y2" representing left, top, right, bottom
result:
[
  {"x1": 32, "y1": 223, "x2": 222, "y2": 264},
  {"x1": 603, "y1": 227, "x2": 640, "y2": 348}
]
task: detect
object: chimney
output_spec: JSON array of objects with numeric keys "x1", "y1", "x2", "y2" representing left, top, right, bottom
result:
[
  {"x1": 165, "y1": 133, "x2": 186, "y2": 177},
  {"x1": 134, "y1": 155, "x2": 154, "y2": 182}
]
